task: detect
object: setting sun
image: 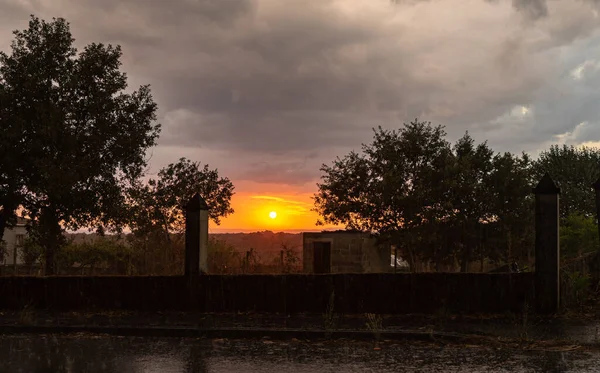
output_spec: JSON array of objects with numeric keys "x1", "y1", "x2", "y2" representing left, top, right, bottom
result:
[{"x1": 211, "y1": 190, "x2": 341, "y2": 232}]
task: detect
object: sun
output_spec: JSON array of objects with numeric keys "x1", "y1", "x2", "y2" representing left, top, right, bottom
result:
[{"x1": 269, "y1": 211, "x2": 277, "y2": 219}]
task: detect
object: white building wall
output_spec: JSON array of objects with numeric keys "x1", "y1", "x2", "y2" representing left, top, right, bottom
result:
[{"x1": 1, "y1": 221, "x2": 28, "y2": 266}]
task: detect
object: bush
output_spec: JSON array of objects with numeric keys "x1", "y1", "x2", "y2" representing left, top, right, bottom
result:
[
  {"x1": 208, "y1": 238, "x2": 241, "y2": 274},
  {"x1": 561, "y1": 270, "x2": 591, "y2": 311}
]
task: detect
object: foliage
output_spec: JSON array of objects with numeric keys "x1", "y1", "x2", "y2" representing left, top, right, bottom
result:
[
  {"x1": 484, "y1": 152, "x2": 535, "y2": 264},
  {"x1": 562, "y1": 270, "x2": 591, "y2": 311},
  {"x1": 207, "y1": 238, "x2": 240, "y2": 274},
  {"x1": 365, "y1": 313, "x2": 383, "y2": 342},
  {"x1": 560, "y1": 213, "x2": 599, "y2": 261},
  {"x1": 57, "y1": 238, "x2": 132, "y2": 274},
  {"x1": 533, "y1": 145, "x2": 600, "y2": 219},
  {"x1": 126, "y1": 229, "x2": 184, "y2": 275},
  {"x1": 314, "y1": 119, "x2": 454, "y2": 269},
  {"x1": 20, "y1": 237, "x2": 43, "y2": 273},
  {"x1": 0, "y1": 16, "x2": 161, "y2": 274},
  {"x1": 443, "y1": 132, "x2": 495, "y2": 271},
  {"x1": 241, "y1": 248, "x2": 261, "y2": 273},
  {"x1": 125, "y1": 158, "x2": 234, "y2": 274},
  {"x1": 128, "y1": 158, "x2": 235, "y2": 237},
  {"x1": 280, "y1": 244, "x2": 300, "y2": 273},
  {"x1": 314, "y1": 119, "x2": 534, "y2": 271}
]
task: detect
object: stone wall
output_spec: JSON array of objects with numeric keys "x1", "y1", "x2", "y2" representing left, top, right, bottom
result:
[
  {"x1": 0, "y1": 273, "x2": 534, "y2": 314},
  {"x1": 302, "y1": 232, "x2": 390, "y2": 273}
]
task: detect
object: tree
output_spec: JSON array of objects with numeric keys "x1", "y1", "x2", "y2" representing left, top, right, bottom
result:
[
  {"x1": 445, "y1": 132, "x2": 495, "y2": 272},
  {"x1": 0, "y1": 47, "x2": 26, "y2": 244},
  {"x1": 128, "y1": 157, "x2": 235, "y2": 237},
  {"x1": 560, "y1": 212, "x2": 599, "y2": 261},
  {"x1": 127, "y1": 158, "x2": 234, "y2": 274},
  {"x1": 533, "y1": 145, "x2": 600, "y2": 219},
  {"x1": 280, "y1": 243, "x2": 300, "y2": 273},
  {"x1": 315, "y1": 119, "x2": 536, "y2": 272},
  {"x1": 58, "y1": 238, "x2": 132, "y2": 275},
  {"x1": 485, "y1": 152, "x2": 534, "y2": 265},
  {"x1": 20, "y1": 237, "x2": 43, "y2": 274},
  {"x1": 0, "y1": 16, "x2": 161, "y2": 274},
  {"x1": 314, "y1": 119, "x2": 454, "y2": 270}
]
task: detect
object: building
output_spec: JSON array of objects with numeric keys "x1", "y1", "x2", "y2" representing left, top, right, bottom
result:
[
  {"x1": 302, "y1": 231, "x2": 391, "y2": 274},
  {"x1": 1, "y1": 217, "x2": 29, "y2": 267}
]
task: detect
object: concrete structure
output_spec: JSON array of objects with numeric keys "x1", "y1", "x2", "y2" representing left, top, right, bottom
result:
[
  {"x1": 1, "y1": 217, "x2": 29, "y2": 266},
  {"x1": 302, "y1": 231, "x2": 390, "y2": 274},
  {"x1": 533, "y1": 173, "x2": 560, "y2": 314},
  {"x1": 185, "y1": 193, "x2": 209, "y2": 276}
]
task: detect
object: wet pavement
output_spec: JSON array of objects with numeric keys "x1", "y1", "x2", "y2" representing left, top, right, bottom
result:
[
  {"x1": 2, "y1": 311, "x2": 599, "y2": 345},
  {"x1": 0, "y1": 334, "x2": 600, "y2": 372}
]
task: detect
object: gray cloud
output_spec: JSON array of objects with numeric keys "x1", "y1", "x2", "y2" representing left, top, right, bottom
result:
[
  {"x1": 239, "y1": 161, "x2": 319, "y2": 186},
  {"x1": 512, "y1": 0, "x2": 548, "y2": 20},
  {"x1": 1, "y1": 0, "x2": 600, "y2": 186}
]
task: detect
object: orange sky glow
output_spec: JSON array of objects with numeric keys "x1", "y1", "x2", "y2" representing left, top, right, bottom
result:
[{"x1": 209, "y1": 181, "x2": 341, "y2": 233}]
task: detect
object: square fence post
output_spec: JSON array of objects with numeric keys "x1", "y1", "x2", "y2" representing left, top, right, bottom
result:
[
  {"x1": 185, "y1": 193, "x2": 209, "y2": 276},
  {"x1": 533, "y1": 173, "x2": 560, "y2": 314}
]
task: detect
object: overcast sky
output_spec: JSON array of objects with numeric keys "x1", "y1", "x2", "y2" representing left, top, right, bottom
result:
[{"x1": 1, "y1": 0, "x2": 599, "y2": 229}]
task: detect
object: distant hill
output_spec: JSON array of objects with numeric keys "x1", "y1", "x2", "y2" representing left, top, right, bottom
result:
[
  {"x1": 211, "y1": 231, "x2": 302, "y2": 254},
  {"x1": 65, "y1": 231, "x2": 303, "y2": 255}
]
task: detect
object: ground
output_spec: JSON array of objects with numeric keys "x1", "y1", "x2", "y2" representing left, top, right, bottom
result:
[
  {"x1": 1, "y1": 297, "x2": 600, "y2": 371},
  {"x1": 1, "y1": 334, "x2": 599, "y2": 372}
]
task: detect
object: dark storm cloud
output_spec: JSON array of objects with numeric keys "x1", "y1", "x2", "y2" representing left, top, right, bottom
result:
[
  {"x1": 1, "y1": 0, "x2": 600, "y2": 185},
  {"x1": 240, "y1": 161, "x2": 319, "y2": 186},
  {"x1": 512, "y1": 0, "x2": 548, "y2": 20}
]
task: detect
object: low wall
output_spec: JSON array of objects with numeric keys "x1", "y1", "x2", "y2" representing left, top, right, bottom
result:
[{"x1": 0, "y1": 273, "x2": 534, "y2": 314}]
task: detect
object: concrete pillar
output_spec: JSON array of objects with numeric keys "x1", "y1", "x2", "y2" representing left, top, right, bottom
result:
[
  {"x1": 533, "y1": 173, "x2": 560, "y2": 314},
  {"x1": 185, "y1": 193, "x2": 209, "y2": 276},
  {"x1": 199, "y1": 208, "x2": 209, "y2": 274}
]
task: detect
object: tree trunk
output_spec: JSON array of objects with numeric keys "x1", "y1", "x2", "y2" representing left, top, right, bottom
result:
[
  {"x1": 44, "y1": 236, "x2": 58, "y2": 275},
  {"x1": 407, "y1": 247, "x2": 417, "y2": 273},
  {"x1": 506, "y1": 228, "x2": 512, "y2": 264},
  {"x1": 40, "y1": 207, "x2": 63, "y2": 276},
  {"x1": 0, "y1": 210, "x2": 7, "y2": 243},
  {"x1": 460, "y1": 246, "x2": 471, "y2": 273}
]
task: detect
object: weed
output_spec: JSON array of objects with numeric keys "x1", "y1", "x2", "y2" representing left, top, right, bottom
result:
[
  {"x1": 365, "y1": 313, "x2": 383, "y2": 342},
  {"x1": 19, "y1": 302, "x2": 35, "y2": 325},
  {"x1": 517, "y1": 300, "x2": 531, "y2": 342},
  {"x1": 322, "y1": 291, "x2": 339, "y2": 339}
]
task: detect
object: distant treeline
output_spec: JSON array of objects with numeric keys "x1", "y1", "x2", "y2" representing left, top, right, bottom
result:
[{"x1": 1, "y1": 231, "x2": 303, "y2": 276}]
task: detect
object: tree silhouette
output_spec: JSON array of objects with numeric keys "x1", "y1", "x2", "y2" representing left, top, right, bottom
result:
[{"x1": 0, "y1": 16, "x2": 160, "y2": 274}]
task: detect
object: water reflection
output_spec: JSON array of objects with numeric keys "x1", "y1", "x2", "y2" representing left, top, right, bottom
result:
[{"x1": 0, "y1": 334, "x2": 597, "y2": 372}]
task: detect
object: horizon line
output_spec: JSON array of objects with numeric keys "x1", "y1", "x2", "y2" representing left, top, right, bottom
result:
[{"x1": 68, "y1": 228, "x2": 336, "y2": 235}]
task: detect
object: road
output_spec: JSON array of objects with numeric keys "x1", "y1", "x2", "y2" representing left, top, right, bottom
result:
[{"x1": 0, "y1": 334, "x2": 599, "y2": 372}]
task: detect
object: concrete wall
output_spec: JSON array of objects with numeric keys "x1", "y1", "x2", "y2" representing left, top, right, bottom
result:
[
  {"x1": 1, "y1": 219, "x2": 28, "y2": 266},
  {"x1": 303, "y1": 232, "x2": 390, "y2": 273},
  {"x1": 0, "y1": 273, "x2": 534, "y2": 314}
]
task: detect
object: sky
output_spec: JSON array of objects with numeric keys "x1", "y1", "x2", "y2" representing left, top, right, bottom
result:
[{"x1": 1, "y1": 0, "x2": 599, "y2": 233}]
